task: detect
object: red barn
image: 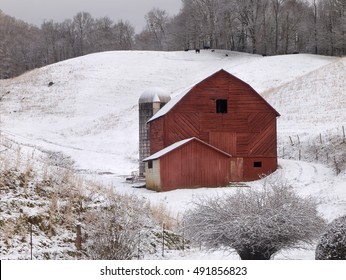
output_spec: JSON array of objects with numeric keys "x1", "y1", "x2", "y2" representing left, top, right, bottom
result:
[{"x1": 143, "y1": 69, "x2": 280, "y2": 192}]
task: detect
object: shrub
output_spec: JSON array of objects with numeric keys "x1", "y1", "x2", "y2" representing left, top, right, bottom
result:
[
  {"x1": 315, "y1": 215, "x2": 346, "y2": 260},
  {"x1": 85, "y1": 191, "x2": 153, "y2": 260},
  {"x1": 184, "y1": 181, "x2": 326, "y2": 260}
]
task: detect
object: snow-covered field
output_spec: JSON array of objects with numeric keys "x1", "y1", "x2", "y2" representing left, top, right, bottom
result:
[{"x1": 1, "y1": 50, "x2": 345, "y2": 260}]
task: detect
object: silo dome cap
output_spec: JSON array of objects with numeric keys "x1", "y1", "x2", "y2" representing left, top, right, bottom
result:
[{"x1": 139, "y1": 88, "x2": 171, "y2": 103}]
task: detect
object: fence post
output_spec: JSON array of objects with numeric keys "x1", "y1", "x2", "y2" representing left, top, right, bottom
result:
[
  {"x1": 289, "y1": 136, "x2": 294, "y2": 146},
  {"x1": 334, "y1": 156, "x2": 340, "y2": 175},
  {"x1": 182, "y1": 221, "x2": 185, "y2": 252},
  {"x1": 30, "y1": 223, "x2": 33, "y2": 260},
  {"x1": 162, "y1": 223, "x2": 165, "y2": 257},
  {"x1": 137, "y1": 231, "x2": 141, "y2": 260},
  {"x1": 343, "y1": 126, "x2": 345, "y2": 143},
  {"x1": 76, "y1": 224, "x2": 82, "y2": 255}
]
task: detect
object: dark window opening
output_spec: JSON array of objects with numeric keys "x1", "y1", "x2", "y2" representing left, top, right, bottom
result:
[
  {"x1": 148, "y1": 160, "x2": 153, "y2": 169},
  {"x1": 254, "y1": 162, "x2": 262, "y2": 168},
  {"x1": 216, "y1": 99, "x2": 228, "y2": 114}
]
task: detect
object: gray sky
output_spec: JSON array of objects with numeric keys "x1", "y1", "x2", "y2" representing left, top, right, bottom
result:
[{"x1": 1, "y1": 0, "x2": 182, "y2": 32}]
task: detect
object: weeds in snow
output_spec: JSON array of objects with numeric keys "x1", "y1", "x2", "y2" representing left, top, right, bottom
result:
[{"x1": 0, "y1": 136, "x2": 182, "y2": 260}]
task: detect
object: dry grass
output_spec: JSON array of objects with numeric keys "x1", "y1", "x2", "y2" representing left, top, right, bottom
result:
[
  {"x1": 150, "y1": 202, "x2": 181, "y2": 231},
  {"x1": 1, "y1": 136, "x2": 184, "y2": 259}
]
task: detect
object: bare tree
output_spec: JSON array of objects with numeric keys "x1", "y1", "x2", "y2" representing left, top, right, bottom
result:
[
  {"x1": 184, "y1": 181, "x2": 326, "y2": 260},
  {"x1": 144, "y1": 8, "x2": 170, "y2": 50},
  {"x1": 73, "y1": 12, "x2": 94, "y2": 56},
  {"x1": 93, "y1": 16, "x2": 115, "y2": 52},
  {"x1": 271, "y1": 0, "x2": 286, "y2": 54},
  {"x1": 113, "y1": 20, "x2": 135, "y2": 50},
  {"x1": 41, "y1": 20, "x2": 61, "y2": 64}
]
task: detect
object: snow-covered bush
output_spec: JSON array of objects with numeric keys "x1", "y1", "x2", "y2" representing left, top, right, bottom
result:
[
  {"x1": 315, "y1": 215, "x2": 346, "y2": 260},
  {"x1": 184, "y1": 181, "x2": 326, "y2": 260},
  {"x1": 85, "y1": 191, "x2": 155, "y2": 260}
]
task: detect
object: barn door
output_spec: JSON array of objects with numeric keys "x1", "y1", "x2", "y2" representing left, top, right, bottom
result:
[{"x1": 230, "y1": 158, "x2": 244, "y2": 182}]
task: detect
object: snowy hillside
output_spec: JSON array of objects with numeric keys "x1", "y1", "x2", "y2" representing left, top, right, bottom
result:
[
  {"x1": 265, "y1": 57, "x2": 346, "y2": 135},
  {"x1": 1, "y1": 50, "x2": 346, "y2": 260},
  {"x1": 0, "y1": 50, "x2": 336, "y2": 174}
]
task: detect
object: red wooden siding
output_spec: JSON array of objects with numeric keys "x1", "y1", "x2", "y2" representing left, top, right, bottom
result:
[
  {"x1": 149, "y1": 117, "x2": 164, "y2": 154},
  {"x1": 158, "y1": 140, "x2": 231, "y2": 191},
  {"x1": 209, "y1": 132, "x2": 237, "y2": 155},
  {"x1": 243, "y1": 157, "x2": 278, "y2": 181}
]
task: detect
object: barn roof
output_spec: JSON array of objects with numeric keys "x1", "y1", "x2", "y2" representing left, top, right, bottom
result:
[
  {"x1": 143, "y1": 137, "x2": 232, "y2": 161},
  {"x1": 147, "y1": 69, "x2": 280, "y2": 123},
  {"x1": 147, "y1": 85, "x2": 193, "y2": 122}
]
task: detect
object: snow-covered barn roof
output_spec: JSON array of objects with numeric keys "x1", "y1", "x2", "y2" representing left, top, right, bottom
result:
[
  {"x1": 147, "y1": 69, "x2": 280, "y2": 123},
  {"x1": 147, "y1": 85, "x2": 193, "y2": 122}
]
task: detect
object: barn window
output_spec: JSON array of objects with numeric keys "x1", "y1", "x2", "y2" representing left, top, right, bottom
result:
[
  {"x1": 148, "y1": 160, "x2": 153, "y2": 169},
  {"x1": 254, "y1": 161, "x2": 262, "y2": 168},
  {"x1": 216, "y1": 99, "x2": 228, "y2": 113}
]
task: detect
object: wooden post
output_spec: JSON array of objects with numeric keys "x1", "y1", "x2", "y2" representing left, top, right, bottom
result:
[
  {"x1": 320, "y1": 133, "x2": 323, "y2": 144},
  {"x1": 76, "y1": 224, "x2": 82, "y2": 254},
  {"x1": 137, "y1": 232, "x2": 141, "y2": 260},
  {"x1": 289, "y1": 136, "x2": 294, "y2": 146},
  {"x1": 182, "y1": 221, "x2": 185, "y2": 252},
  {"x1": 30, "y1": 223, "x2": 33, "y2": 260},
  {"x1": 299, "y1": 149, "x2": 301, "y2": 161},
  {"x1": 162, "y1": 223, "x2": 165, "y2": 257},
  {"x1": 334, "y1": 156, "x2": 340, "y2": 175},
  {"x1": 343, "y1": 126, "x2": 345, "y2": 143}
]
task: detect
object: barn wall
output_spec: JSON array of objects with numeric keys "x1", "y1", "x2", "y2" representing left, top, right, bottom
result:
[
  {"x1": 150, "y1": 70, "x2": 278, "y2": 159},
  {"x1": 242, "y1": 157, "x2": 278, "y2": 181},
  {"x1": 145, "y1": 160, "x2": 161, "y2": 191},
  {"x1": 150, "y1": 117, "x2": 165, "y2": 154},
  {"x1": 159, "y1": 141, "x2": 231, "y2": 191},
  {"x1": 148, "y1": 70, "x2": 279, "y2": 186}
]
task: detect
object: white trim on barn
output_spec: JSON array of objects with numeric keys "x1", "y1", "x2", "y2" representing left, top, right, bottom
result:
[
  {"x1": 143, "y1": 137, "x2": 232, "y2": 162},
  {"x1": 143, "y1": 138, "x2": 194, "y2": 161}
]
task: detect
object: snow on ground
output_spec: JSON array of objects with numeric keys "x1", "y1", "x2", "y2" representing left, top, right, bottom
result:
[
  {"x1": 264, "y1": 57, "x2": 346, "y2": 137},
  {"x1": 1, "y1": 50, "x2": 345, "y2": 260},
  {"x1": 0, "y1": 50, "x2": 336, "y2": 175}
]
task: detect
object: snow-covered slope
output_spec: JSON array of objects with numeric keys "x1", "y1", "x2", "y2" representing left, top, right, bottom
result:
[
  {"x1": 265, "y1": 57, "x2": 346, "y2": 135},
  {"x1": 1, "y1": 50, "x2": 346, "y2": 260},
  {"x1": 0, "y1": 50, "x2": 336, "y2": 175}
]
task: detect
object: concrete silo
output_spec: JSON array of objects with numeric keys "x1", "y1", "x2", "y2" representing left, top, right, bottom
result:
[{"x1": 138, "y1": 88, "x2": 171, "y2": 176}]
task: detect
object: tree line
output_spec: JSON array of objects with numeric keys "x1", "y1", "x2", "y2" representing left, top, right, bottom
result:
[
  {"x1": 147, "y1": 0, "x2": 346, "y2": 55},
  {"x1": 1, "y1": 0, "x2": 346, "y2": 79},
  {"x1": 0, "y1": 10, "x2": 135, "y2": 79}
]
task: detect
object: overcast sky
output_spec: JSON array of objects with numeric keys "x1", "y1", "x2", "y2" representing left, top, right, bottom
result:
[{"x1": 1, "y1": 0, "x2": 182, "y2": 32}]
